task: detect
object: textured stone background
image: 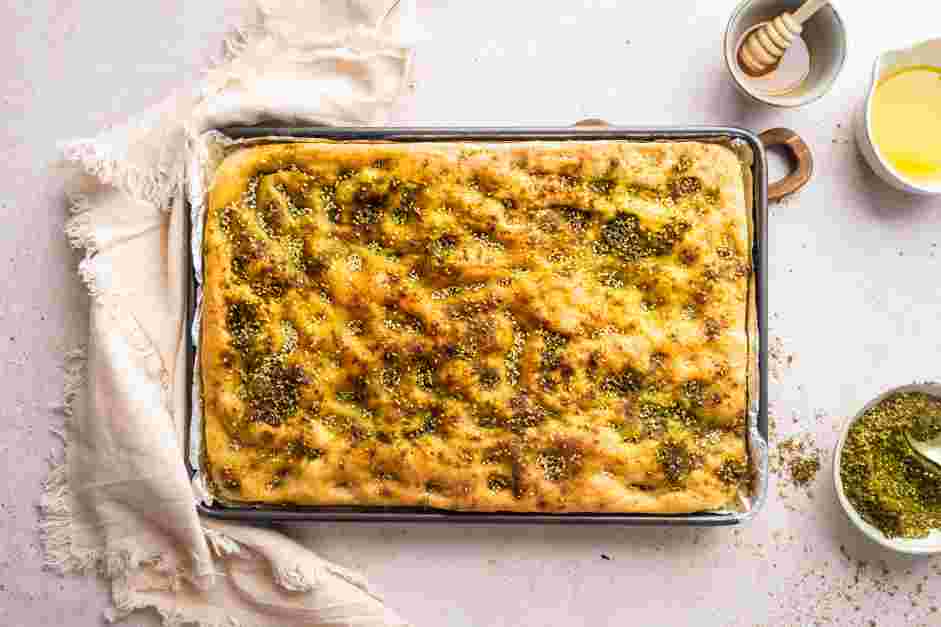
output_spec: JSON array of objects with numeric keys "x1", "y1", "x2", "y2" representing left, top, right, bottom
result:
[{"x1": 2, "y1": 1, "x2": 939, "y2": 625}]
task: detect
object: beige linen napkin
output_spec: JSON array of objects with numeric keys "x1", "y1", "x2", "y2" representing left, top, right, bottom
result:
[{"x1": 41, "y1": 2, "x2": 416, "y2": 625}]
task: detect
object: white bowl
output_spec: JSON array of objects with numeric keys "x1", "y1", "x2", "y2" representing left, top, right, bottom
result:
[
  {"x1": 833, "y1": 382, "x2": 941, "y2": 555},
  {"x1": 854, "y1": 38, "x2": 941, "y2": 195},
  {"x1": 724, "y1": 0, "x2": 847, "y2": 108}
]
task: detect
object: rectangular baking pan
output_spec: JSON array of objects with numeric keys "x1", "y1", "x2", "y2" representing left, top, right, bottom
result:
[{"x1": 186, "y1": 125, "x2": 770, "y2": 525}]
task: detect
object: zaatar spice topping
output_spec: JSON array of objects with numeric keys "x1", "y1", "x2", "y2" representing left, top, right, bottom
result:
[
  {"x1": 840, "y1": 391, "x2": 941, "y2": 539},
  {"x1": 598, "y1": 212, "x2": 690, "y2": 262},
  {"x1": 717, "y1": 458, "x2": 750, "y2": 486},
  {"x1": 657, "y1": 439, "x2": 695, "y2": 485}
]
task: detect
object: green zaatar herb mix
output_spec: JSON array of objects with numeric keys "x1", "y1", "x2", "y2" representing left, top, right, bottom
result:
[{"x1": 840, "y1": 391, "x2": 941, "y2": 539}]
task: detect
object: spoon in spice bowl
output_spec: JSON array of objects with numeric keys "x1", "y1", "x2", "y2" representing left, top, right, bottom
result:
[{"x1": 903, "y1": 415, "x2": 941, "y2": 473}]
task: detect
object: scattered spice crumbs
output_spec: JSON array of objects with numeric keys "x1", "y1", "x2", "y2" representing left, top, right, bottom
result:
[
  {"x1": 769, "y1": 431, "x2": 823, "y2": 511},
  {"x1": 772, "y1": 434, "x2": 822, "y2": 489},
  {"x1": 761, "y1": 541, "x2": 941, "y2": 625},
  {"x1": 768, "y1": 335, "x2": 794, "y2": 383}
]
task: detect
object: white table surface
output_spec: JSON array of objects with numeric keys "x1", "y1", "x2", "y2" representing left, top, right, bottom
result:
[{"x1": 3, "y1": 1, "x2": 940, "y2": 625}]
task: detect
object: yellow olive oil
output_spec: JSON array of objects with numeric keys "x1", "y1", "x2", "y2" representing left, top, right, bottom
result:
[{"x1": 871, "y1": 65, "x2": 941, "y2": 183}]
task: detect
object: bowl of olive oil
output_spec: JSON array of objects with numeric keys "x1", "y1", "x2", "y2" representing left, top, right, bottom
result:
[{"x1": 855, "y1": 39, "x2": 941, "y2": 194}]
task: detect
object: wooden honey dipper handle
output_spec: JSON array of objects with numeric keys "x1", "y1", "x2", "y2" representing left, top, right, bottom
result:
[
  {"x1": 792, "y1": 0, "x2": 830, "y2": 24},
  {"x1": 738, "y1": 0, "x2": 829, "y2": 77}
]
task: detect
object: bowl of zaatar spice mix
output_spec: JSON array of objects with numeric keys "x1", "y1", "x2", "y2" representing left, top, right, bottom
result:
[{"x1": 834, "y1": 384, "x2": 941, "y2": 554}]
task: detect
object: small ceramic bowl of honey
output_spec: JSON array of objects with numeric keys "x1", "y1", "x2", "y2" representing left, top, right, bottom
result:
[
  {"x1": 724, "y1": 0, "x2": 847, "y2": 108},
  {"x1": 855, "y1": 38, "x2": 941, "y2": 195}
]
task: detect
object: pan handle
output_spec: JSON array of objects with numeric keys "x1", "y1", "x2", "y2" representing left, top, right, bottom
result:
[
  {"x1": 759, "y1": 128, "x2": 813, "y2": 202},
  {"x1": 573, "y1": 118, "x2": 611, "y2": 127}
]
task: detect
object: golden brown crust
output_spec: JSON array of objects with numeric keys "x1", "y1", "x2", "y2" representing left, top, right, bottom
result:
[{"x1": 201, "y1": 140, "x2": 751, "y2": 513}]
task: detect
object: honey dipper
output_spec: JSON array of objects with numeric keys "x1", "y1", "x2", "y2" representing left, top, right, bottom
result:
[{"x1": 738, "y1": 0, "x2": 830, "y2": 77}]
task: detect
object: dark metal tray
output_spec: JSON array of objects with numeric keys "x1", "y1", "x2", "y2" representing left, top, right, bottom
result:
[{"x1": 186, "y1": 125, "x2": 788, "y2": 525}]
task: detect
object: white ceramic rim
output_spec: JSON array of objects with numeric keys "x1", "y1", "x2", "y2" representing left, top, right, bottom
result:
[
  {"x1": 860, "y1": 38, "x2": 941, "y2": 195},
  {"x1": 832, "y1": 382, "x2": 941, "y2": 555},
  {"x1": 723, "y1": 0, "x2": 847, "y2": 109}
]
